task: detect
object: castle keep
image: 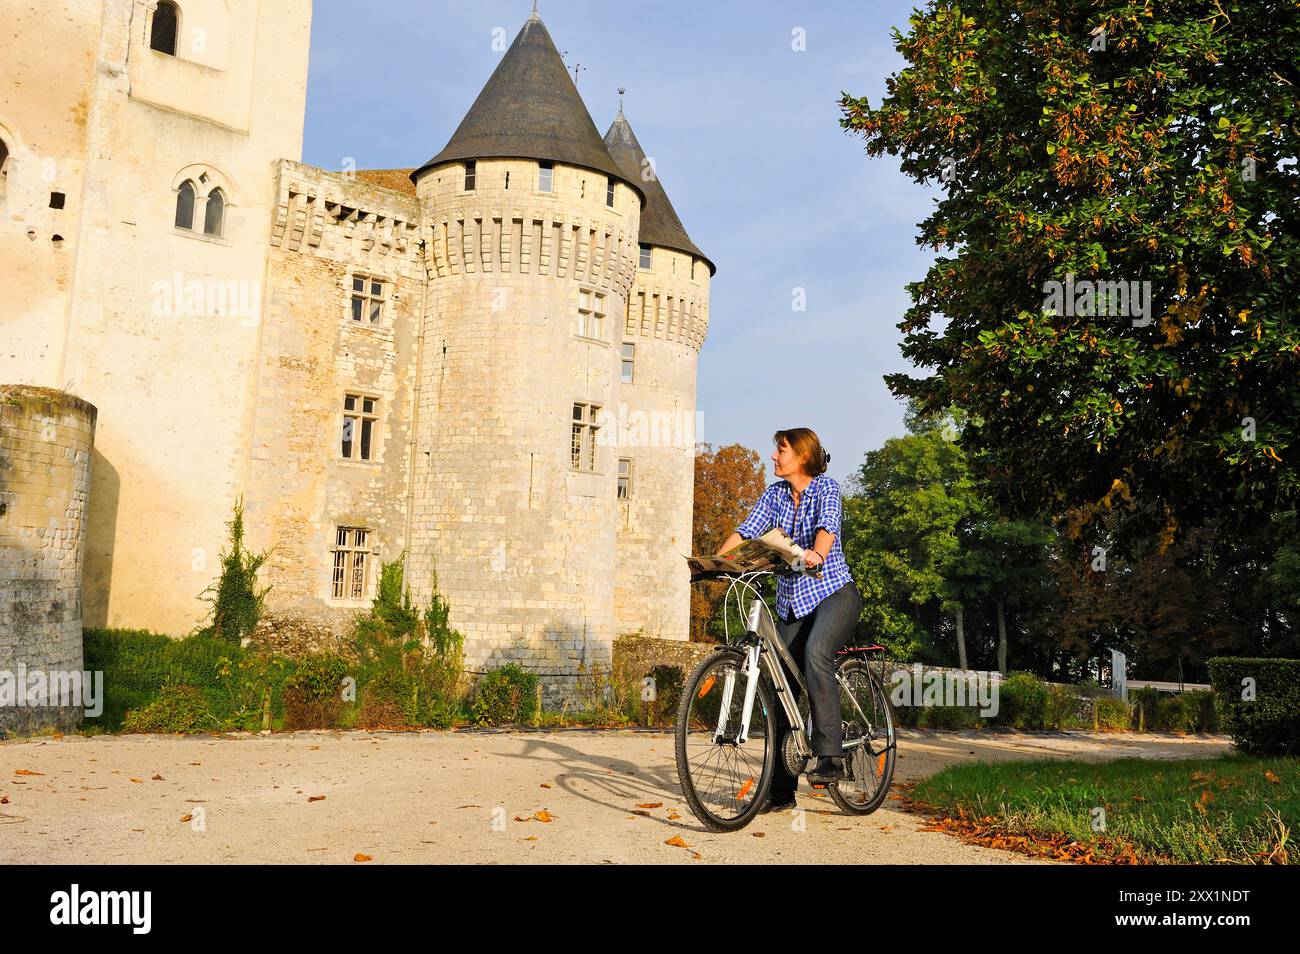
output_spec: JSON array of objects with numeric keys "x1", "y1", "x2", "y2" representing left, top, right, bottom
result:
[{"x1": 1, "y1": 1, "x2": 713, "y2": 712}]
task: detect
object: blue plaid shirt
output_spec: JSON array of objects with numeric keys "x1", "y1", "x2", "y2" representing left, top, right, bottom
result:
[{"x1": 734, "y1": 474, "x2": 855, "y2": 621}]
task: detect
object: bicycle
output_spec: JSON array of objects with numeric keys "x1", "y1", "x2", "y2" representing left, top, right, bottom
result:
[{"x1": 675, "y1": 561, "x2": 897, "y2": 832}]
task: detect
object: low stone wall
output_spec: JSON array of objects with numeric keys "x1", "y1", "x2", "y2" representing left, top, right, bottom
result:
[
  {"x1": 613, "y1": 635, "x2": 724, "y2": 683},
  {"x1": 244, "y1": 611, "x2": 353, "y2": 659}
]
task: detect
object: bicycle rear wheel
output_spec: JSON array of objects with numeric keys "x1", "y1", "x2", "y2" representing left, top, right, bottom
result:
[
  {"x1": 674, "y1": 648, "x2": 776, "y2": 832},
  {"x1": 828, "y1": 658, "x2": 896, "y2": 815}
]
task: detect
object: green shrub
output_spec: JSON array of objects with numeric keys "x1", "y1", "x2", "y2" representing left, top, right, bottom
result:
[
  {"x1": 351, "y1": 561, "x2": 467, "y2": 729},
  {"x1": 1158, "y1": 694, "x2": 1197, "y2": 733},
  {"x1": 196, "y1": 496, "x2": 272, "y2": 644},
  {"x1": 1208, "y1": 657, "x2": 1300, "y2": 755},
  {"x1": 122, "y1": 683, "x2": 219, "y2": 734},
  {"x1": 473, "y1": 664, "x2": 539, "y2": 726},
  {"x1": 1131, "y1": 686, "x2": 1162, "y2": 730},
  {"x1": 991, "y1": 672, "x2": 1047, "y2": 729},
  {"x1": 84, "y1": 628, "x2": 292, "y2": 732},
  {"x1": 918, "y1": 704, "x2": 983, "y2": 729},
  {"x1": 1094, "y1": 697, "x2": 1132, "y2": 730},
  {"x1": 1045, "y1": 684, "x2": 1082, "y2": 729},
  {"x1": 644, "y1": 664, "x2": 684, "y2": 726},
  {"x1": 283, "y1": 653, "x2": 350, "y2": 729},
  {"x1": 1185, "y1": 689, "x2": 1219, "y2": 733},
  {"x1": 358, "y1": 668, "x2": 419, "y2": 729}
]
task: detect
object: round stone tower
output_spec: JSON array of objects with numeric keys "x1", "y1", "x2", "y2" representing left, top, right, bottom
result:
[
  {"x1": 0, "y1": 385, "x2": 97, "y2": 735},
  {"x1": 603, "y1": 106, "x2": 714, "y2": 642},
  {"x1": 407, "y1": 11, "x2": 643, "y2": 703}
]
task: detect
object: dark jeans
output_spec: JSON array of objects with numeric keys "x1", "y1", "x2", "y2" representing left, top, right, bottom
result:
[{"x1": 769, "y1": 581, "x2": 864, "y2": 798}]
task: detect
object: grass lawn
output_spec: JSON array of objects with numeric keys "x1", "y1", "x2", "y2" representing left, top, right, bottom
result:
[{"x1": 906, "y1": 752, "x2": 1297, "y2": 864}]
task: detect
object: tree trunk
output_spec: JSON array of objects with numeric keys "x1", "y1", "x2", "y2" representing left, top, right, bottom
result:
[
  {"x1": 955, "y1": 604, "x2": 967, "y2": 669},
  {"x1": 996, "y1": 598, "x2": 1008, "y2": 674}
]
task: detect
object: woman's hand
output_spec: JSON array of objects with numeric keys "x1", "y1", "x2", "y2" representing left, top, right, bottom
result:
[{"x1": 802, "y1": 548, "x2": 824, "y2": 569}]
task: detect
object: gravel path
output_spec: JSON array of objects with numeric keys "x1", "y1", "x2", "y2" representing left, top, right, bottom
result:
[{"x1": 0, "y1": 727, "x2": 1231, "y2": 864}]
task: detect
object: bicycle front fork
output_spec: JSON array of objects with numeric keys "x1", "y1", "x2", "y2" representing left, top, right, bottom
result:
[{"x1": 714, "y1": 642, "x2": 762, "y2": 745}]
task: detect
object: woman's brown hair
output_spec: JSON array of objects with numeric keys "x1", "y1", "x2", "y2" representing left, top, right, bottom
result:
[{"x1": 773, "y1": 427, "x2": 829, "y2": 477}]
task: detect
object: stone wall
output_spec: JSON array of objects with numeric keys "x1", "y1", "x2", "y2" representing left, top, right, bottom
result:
[
  {"x1": 0, "y1": 386, "x2": 97, "y2": 735},
  {"x1": 410, "y1": 157, "x2": 641, "y2": 708},
  {"x1": 613, "y1": 634, "x2": 723, "y2": 684},
  {"x1": 614, "y1": 245, "x2": 709, "y2": 642}
]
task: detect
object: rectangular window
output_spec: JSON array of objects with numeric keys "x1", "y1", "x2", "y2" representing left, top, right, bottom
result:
[
  {"x1": 350, "y1": 274, "x2": 386, "y2": 324},
  {"x1": 606, "y1": 177, "x2": 615, "y2": 207},
  {"x1": 638, "y1": 244, "x2": 652, "y2": 269},
  {"x1": 617, "y1": 457, "x2": 632, "y2": 499},
  {"x1": 341, "y1": 393, "x2": 379, "y2": 461},
  {"x1": 620, "y1": 342, "x2": 635, "y2": 383},
  {"x1": 538, "y1": 160, "x2": 554, "y2": 192},
  {"x1": 464, "y1": 159, "x2": 476, "y2": 191},
  {"x1": 576, "y1": 288, "x2": 606, "y2": 339},
  {"x1": 571, "y1": 402, "x2": 601, "y2": 471},
  {"x1": 331, "y1": 527, "x2": 370, "y2": 599}
]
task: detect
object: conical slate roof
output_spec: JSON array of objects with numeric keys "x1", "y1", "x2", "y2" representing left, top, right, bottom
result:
[
  {"x1": 411, "y1": 11, "x2": 639, "y2": 201},
  {"x1": 603, "y1": 107, "x2": 714, "y2": 275}
]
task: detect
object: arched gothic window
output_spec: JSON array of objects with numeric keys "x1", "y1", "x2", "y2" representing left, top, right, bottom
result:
[
  {"x1": 175, "y1": 179, "x2": 195, "y2": 229},
  {"x1": 203, "y1": 188, "x2": 225, "y2": 237},
  {"x1": 151, "y1": 2, "x2": 179, "y2": 56}
]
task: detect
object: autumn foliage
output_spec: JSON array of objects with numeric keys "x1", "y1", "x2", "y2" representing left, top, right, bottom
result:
[{"x1": 690, "y1": 443, "x2": 768, "y2": 641}]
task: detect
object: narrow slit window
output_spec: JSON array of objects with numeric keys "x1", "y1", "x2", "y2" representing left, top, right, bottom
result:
[
  {"x1": 638, "y1": 243, "x2": 652, "y2": 269},
  {"x1": 464, "y1": 159, "x2": 476, "y2": 191},
  {"x1": 571, "y1": 401, "x2": 601, "y2": 472},
  {"x1": 620, "y1": 342, "x2": 635, "y2": 383},
  {"x1": 617, "y1": 458, "x2": 632, "y2": 499},
  {"x1": 538, "y1": 160, "x2": 553, "y2": 192},
  {"x1": 606, "y1": 177, "x2": 615, "y2": 207}
]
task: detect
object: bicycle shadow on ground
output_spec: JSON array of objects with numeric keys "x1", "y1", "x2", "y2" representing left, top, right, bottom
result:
[{"x1": 493, "y1": 732, "x2": 727, "y2": 833}]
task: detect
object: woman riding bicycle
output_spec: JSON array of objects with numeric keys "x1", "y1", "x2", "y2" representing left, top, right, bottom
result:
[{"x1": 715, "y1": 428, "x2": 864, "y2": 811}]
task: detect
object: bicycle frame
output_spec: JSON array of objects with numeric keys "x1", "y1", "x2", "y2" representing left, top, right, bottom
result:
[{"x1": 710, "y1": 570, "x2": 874, "y2": 761}]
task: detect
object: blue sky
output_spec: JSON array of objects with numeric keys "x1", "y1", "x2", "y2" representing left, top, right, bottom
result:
[{"x1": 303, "y1": 0, "x2": 937, "y2": 486}]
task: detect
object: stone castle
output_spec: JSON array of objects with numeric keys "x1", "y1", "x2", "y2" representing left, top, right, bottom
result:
[{"x1": 1, "y1": 0, "x2": 713, "y2": 719}]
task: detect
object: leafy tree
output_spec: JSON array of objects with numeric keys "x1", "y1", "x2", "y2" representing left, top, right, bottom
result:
[
  {"x1": 843, "y1": 413, "x2": 978, "y2": 660},
  {"x1": 841, "y1": 0, "x2": 1300, "y2": 553},
  {"x1": 691, "y1": 442, "x2": 768, "y2": 640}
]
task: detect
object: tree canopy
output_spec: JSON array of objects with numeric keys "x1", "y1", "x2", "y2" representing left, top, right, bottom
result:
[{"x1": 840, "y1": 0, "x2": 1300, "y2": 553}]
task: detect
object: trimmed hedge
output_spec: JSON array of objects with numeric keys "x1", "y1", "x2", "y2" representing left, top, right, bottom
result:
[{"x1": 1208, "y1": 657, "x2": 1300, "y2": 755}]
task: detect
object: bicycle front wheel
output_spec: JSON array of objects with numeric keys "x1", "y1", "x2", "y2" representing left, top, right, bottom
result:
[
  {"x1": 829, "y1": 658, "x2": 896, "y2": 815},
  {"x1": 674, "y1": 648, "x2": 776, "y2": 833}
]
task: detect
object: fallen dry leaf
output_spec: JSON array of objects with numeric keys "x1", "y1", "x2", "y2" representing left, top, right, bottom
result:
[
  {"x1": 180, "y1": 814, "x2": 192, "y2": 823},
  {"x1": 523, "y1": 836, "x2": 538, "y2": 841},
  {"x1": 151, "y1": 774, "x2": 164, "y2": 781},
  {"x1": 353, "y1": 853, "x2": 372, "y2": 862},
  {"x1": 540, "y1": 783, "x2": 551, "y2": 789},
  {"x1": 664, "y1": 835, "x2": 690, "y2": 849},
  {"x1": 1265, "y1": 770, "x2": 1281, "y2": 784},
  {"x1": 534, "y1": 809, "x2": 554, "y2": 823},
  {"x1": 13, "y1": 770, "x2": 42, "y2": 777},
  {"x1": 667, "y1": 811, "x2": 681, "y2": 820},
  {"x1": 753, "y1": 831, "x2": 766, "y2": 838},
  {"x1": 636, "y1": 802, "x2": 663, "y2": 809},
  {"x1": 308, "y1": 795, "x2": 326, "y2": 802},
  {"x1": 129, "y1": 778, "x2": 143, "y2": 784}
]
